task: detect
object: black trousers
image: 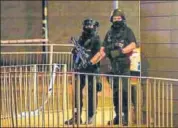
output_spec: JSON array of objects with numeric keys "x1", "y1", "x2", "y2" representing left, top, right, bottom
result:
[
  {"x1": 113, "y1": 71, "x2": 130, "y2": 119},
  {"x1": 111, "y1": 59, "x2": 130, "y2": 121},
  {"x1": 74, "y1": 74, "x2": 98, "y2": 117}
]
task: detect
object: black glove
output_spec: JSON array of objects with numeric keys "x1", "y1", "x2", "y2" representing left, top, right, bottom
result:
[
  {"x1": 75, "y1": 63, "x2": 83, "y2": 71},
  {"x1": 76, "y1": 61, "x2": 93, "y2": 70},
  {"x1": 71, "y1": 48, "x2": 77, "y2": 54},
  {"x1": 83, "y1": 61, "x2": 93, "y2": 69},
  {"x1": 87, "y1": 61, "x2": 93, "y2": 67}
]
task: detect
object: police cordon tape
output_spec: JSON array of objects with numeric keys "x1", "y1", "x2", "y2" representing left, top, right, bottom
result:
[{"x1": 15, "y1": 64, "x2": 60, "y2": 118}]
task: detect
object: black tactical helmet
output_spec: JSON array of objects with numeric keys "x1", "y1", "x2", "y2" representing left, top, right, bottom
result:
[
  {"x1": 110, "y1": 9, "x2": 126, "y2": 22},
  {"x1": 82, "y1": 18, "x2": 99, "y2": 28}
]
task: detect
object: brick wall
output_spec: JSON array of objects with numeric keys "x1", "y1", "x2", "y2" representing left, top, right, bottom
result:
[
  {"x1": 48, "y1": 1, "x2": 112, "y2": 44},
  {"x1": 1, "y1": 1, "x2": 43, "y2": 65},
  {"x1": 1, "y1": 1, "x2": 42, "y2": 40},
  {"x1": 140, "y1": 1, "x2": 178, "y2": 79},
  {"x1": 140, "y1": 1, "x2": 178, "y2": 126}
]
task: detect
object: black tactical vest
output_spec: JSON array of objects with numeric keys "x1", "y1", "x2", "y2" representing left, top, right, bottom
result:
[
  {"x1": 106, "y1": 27, "x2": 130, "y2": 73},
  {"x1": 107, "y1": 27, "x2": 128, "y2": 59},
  {"x1": 80, "y1": 34, "x2": 98, "y2": 59},
  {"x1": 78, "y1": 33, "x2": 100, "y2": 71}
]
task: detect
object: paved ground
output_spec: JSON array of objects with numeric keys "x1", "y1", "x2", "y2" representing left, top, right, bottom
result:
[{"x1": 1, "y1": 108, "x2": 143, "y2": 127}]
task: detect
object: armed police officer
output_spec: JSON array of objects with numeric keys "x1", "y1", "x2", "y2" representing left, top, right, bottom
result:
[
  {"x1": 90, "y1": 9, "x2": 137, "y2": 125},
  {"x1": 65, "y1": 18, "x2": 102, "y2": 125}
]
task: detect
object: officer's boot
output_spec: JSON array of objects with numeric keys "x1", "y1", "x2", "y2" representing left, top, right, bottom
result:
[
  {"x1": 85, "y1": 85, "x2": 98, "y2": 125},
  {"x1": 107, "y1": 113, "x2": 128, "y2": 125},
  {"x1": 65, "y1": 112, "x2": 82, "y2": 125},
  {"x1": 107, "y1": 100, "x2": 119, "y2": 125},
  {"x1": 85, "y1": 95, "x2": 98, "y2": 125},
  {"x1": 123, "y1": 90, "x2": 128, "y2": 126},
  {"x1": 122, "y1": 112, "x2": 128, "y2": 126},
  {"x1": 108, "y1": 85, "x2": 120, "y2": 125},
  {"x1": 107, "y1": 115, "x2": 119, "y2": 125}
]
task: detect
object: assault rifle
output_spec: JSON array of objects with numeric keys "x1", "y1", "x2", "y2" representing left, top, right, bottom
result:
[{"x1": 71, "y1": 37, "x2": 90, "y2": 69}]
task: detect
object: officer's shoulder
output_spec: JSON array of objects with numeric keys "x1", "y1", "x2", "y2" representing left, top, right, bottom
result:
[
  {"x1": 91, "y1": 34, "x2": 100, "y2": 42},
  {"x1": 79, "y1": 35, "x2": 83, "y2": 40},
  {"x1": 106, "y1": 28, "x2": 112, "y2": 35},
  {"x1": 125, "y1": 25, "x2": 133, "y2": 33},
  {"x1": 93, "y1": 34, "x2": 100, "y2": 38}
]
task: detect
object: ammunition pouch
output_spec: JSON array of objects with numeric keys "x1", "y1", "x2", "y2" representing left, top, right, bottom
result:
[{"x1": 110, "y1": 49, "x2": 122, "y2": 58}]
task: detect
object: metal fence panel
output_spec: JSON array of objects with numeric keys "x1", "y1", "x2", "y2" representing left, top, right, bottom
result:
[
  {"x1": 1, "y1": 64, "x2": 176, "y2": 127},
  {"x1": 1, "y1": 44, "x2": 74, "y2": 71}
]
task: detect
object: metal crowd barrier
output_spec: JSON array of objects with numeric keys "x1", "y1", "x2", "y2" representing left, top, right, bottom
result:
[
  {"x1": 1, "y1": 43, "x2": 74, "y2": 71},
  {"x1": 0, "y1": 64, "x2": 176, "y2": 127}
]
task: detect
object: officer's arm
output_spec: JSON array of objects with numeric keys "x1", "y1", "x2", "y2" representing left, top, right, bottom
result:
[
  {"x1": 122, "y1": 28, "x2": 137, "y2": 54},
  {"x1": 90, "y1": 32, "x2": 109, "y2": 65},
  {"x1": 90, "y1": 47, "x2": 106, "y2": 65},
  {"x1": 122, "y1": 42, "x2": 136, "y2": 54}
]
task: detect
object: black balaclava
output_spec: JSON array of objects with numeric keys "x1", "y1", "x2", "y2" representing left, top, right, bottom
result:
[
  {"x1": 82, "y1": 18, "x2": 99, "y2": 37},
  {"x1": 110, "y1": 9, "x2": 126, "y2": 29}
]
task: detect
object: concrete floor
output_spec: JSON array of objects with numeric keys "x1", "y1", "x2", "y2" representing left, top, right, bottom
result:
[{"x1": 1, "y1": 108, "x2": 143, "y2": 127}]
